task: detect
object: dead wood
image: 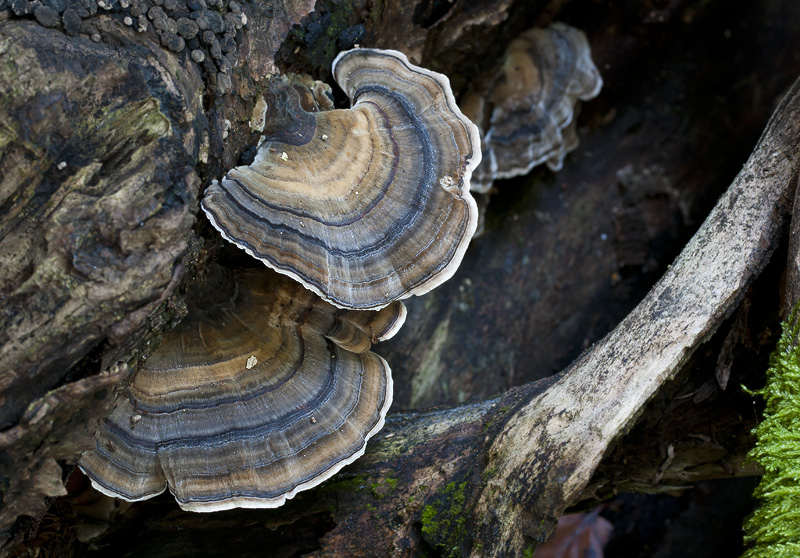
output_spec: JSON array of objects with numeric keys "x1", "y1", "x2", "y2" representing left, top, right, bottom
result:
[
  {"x1": 314, "y1": 73, "x2": 800, "y2": 557},
  {"x1": 3, "y1": 1, "x2": 800, "y2": 556},
  {"x1": 58, "y1": 63, "x2": 800, "y2": 558}
]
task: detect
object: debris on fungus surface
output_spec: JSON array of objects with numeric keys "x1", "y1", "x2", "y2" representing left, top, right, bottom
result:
[
  {"x1": 465, "y1": 22, "x2": 603, "y2": 193},
  {"x1": 202, "y1": 48, "x2": 482, "y2": 310},
  {"x1": 79, "y1": 267, "x2": 406, "y2": 512}
]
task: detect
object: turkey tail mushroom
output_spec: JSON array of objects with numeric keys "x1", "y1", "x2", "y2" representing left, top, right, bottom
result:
[
  {"x1": 467, "y1": 22, "x2": 603, "y2": 193},
  {"x1": 78, "y1": 269, "x2": 405, "y2": 512},
  {"x1": 201, "y1": 49, "x2": 481, "y2": 311}
]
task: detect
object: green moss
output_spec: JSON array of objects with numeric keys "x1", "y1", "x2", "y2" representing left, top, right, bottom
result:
[
  {"x1": 419, "y1": 481, "x2": 469, "y2": 558},
  {"x1": 420, "y1": 505, "x2": 438, "y2": 528},
  {"x1": 371, "y1": 477, "x2": 398, "y2": 499},
  {"x1": 323, "y1": 474, "x2": 369, "y2": 494},
  {"x1": 523, "y1": 546, "x2": 535, "y2": 558},
  {"x1": 743, "y1": 306, "x2": 800, "y2": 557},
  {"x1": 90, "y1": 98, "x2": 170, "y2": 145}
]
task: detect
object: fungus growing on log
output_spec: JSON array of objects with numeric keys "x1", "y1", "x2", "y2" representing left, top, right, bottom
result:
[
  {"x1": 468, "y1": 22, "x2": 602, "y2": 193},
  {"x1": 78, "y1": 268, "x2": 405, "y2": 512},
  {"x1": 202, "y1": 48, "x2": 481, "y2": 310}
]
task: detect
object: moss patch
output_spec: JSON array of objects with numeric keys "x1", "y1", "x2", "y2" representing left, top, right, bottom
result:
[
  {"x1": 370, "y1": 476, "x2": 398, "y2": 499},
  {"x1": 322, "y1": 474, "x2": 370, "y2": 494},
  {"x1": 743, "y1": 306, "x2": 800, "y2": 557},
  {"x1": 419, "y1": 481, "x2": 469, "y2": 558}
]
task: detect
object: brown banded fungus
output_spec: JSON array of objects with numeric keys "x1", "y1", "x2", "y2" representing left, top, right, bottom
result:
[
  {"x1": 78, "y1": 268, "x2": 406, "y2": 511},
  {"x1": 202, "y1": 48, "x2": 481, "y2": 310},
  {"x1": 469, "y1": 23, "x2": 602, "y2": 193}
]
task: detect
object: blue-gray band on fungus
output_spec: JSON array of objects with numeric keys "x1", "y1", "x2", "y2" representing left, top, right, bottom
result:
[
  {"x1": 201, "y1": 48, "x2": 481, "y2": 310},
  {"x1": 78, "y1": 269, "x2": 404, "y2": 511}
]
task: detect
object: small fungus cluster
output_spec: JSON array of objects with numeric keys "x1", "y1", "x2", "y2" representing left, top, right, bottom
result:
[
  {"x1": 463, "y1": 23, "x2": 603, "y2": 193},
  {"x1": 80, "y1": 48, "x2": 482, "y2": 510}
]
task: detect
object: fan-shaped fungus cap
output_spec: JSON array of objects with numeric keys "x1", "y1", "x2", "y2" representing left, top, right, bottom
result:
[
  {"x1": 78, "y1": 269, "x2": 406, "y2": 512},
  {"x1": 202, "y1": 48, "x2": 481, "y2": 310},
  {"x1": 482, "y1": 22, "x2": 602, "y2": 183}
]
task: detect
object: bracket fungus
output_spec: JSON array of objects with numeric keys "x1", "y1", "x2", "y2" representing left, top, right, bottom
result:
[
  {"x1": 468, "y1": 23, "x2": 602, "y2": 193},
  {"x1": 202, "y1": 48, "x2": 481, "y2": 310},
  {"x1": 79, "y1": 269, "x2": 406, "y2": 511}
]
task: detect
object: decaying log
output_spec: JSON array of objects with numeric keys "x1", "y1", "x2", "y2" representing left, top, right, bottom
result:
[
  {"x1": 311, "y1": 74, "x2": 800, "y2": 556},
  {"x1": 0, "y1": 1, "x2": 315, "y2": 548},
  {"x1": 0, "y1": 23, "x2": 202, "y2": 430},
  {"x1": 0, "y1": 21, "x2": 204, "y2": 551},
  {"x1": 57, "y1": 63, "x2": 800, "y2": 558},
  {"x1": 4, "y1": 0, "x2": 800, "y2": 556}
]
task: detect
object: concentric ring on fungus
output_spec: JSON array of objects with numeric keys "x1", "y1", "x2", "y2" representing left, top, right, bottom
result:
[
  {"x1": 78, "y1": 268, "x2": 406, "y2": 512},
  {"x1": 201, "y1": 48, "x2": 482, "y2": 310}
]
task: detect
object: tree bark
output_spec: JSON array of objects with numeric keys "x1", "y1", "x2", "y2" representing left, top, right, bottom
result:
[{"x1": 3, "y1": 0, "x2": 800, "y2": 556}]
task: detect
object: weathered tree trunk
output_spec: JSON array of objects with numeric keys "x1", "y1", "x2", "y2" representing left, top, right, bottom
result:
[{"x1": 3, "y1": 0, "x2": 800, "y2": 556}]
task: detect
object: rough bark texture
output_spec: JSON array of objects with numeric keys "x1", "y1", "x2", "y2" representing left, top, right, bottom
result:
[
  {"x1": 3, "y1": 0, "x2": 800, "y2": 556},
  {"x1": 468, "y1": 80, "x2": 800, "y2": 551},
  {"x1": 0, "y1": 21, "x2": 205, "y2": 551},
  {"x1": 784, "y1": 169, "x2": 800, "y2": 315},
  {"x1": 0, "y1": 0, "x2": 315, "y2": 549},
  {"x1": 0, "y1": 23, "x2": 202, "y2": 429},
  {"x1": 576, "y1": 285, "x2": 774, "y2": 507}
]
